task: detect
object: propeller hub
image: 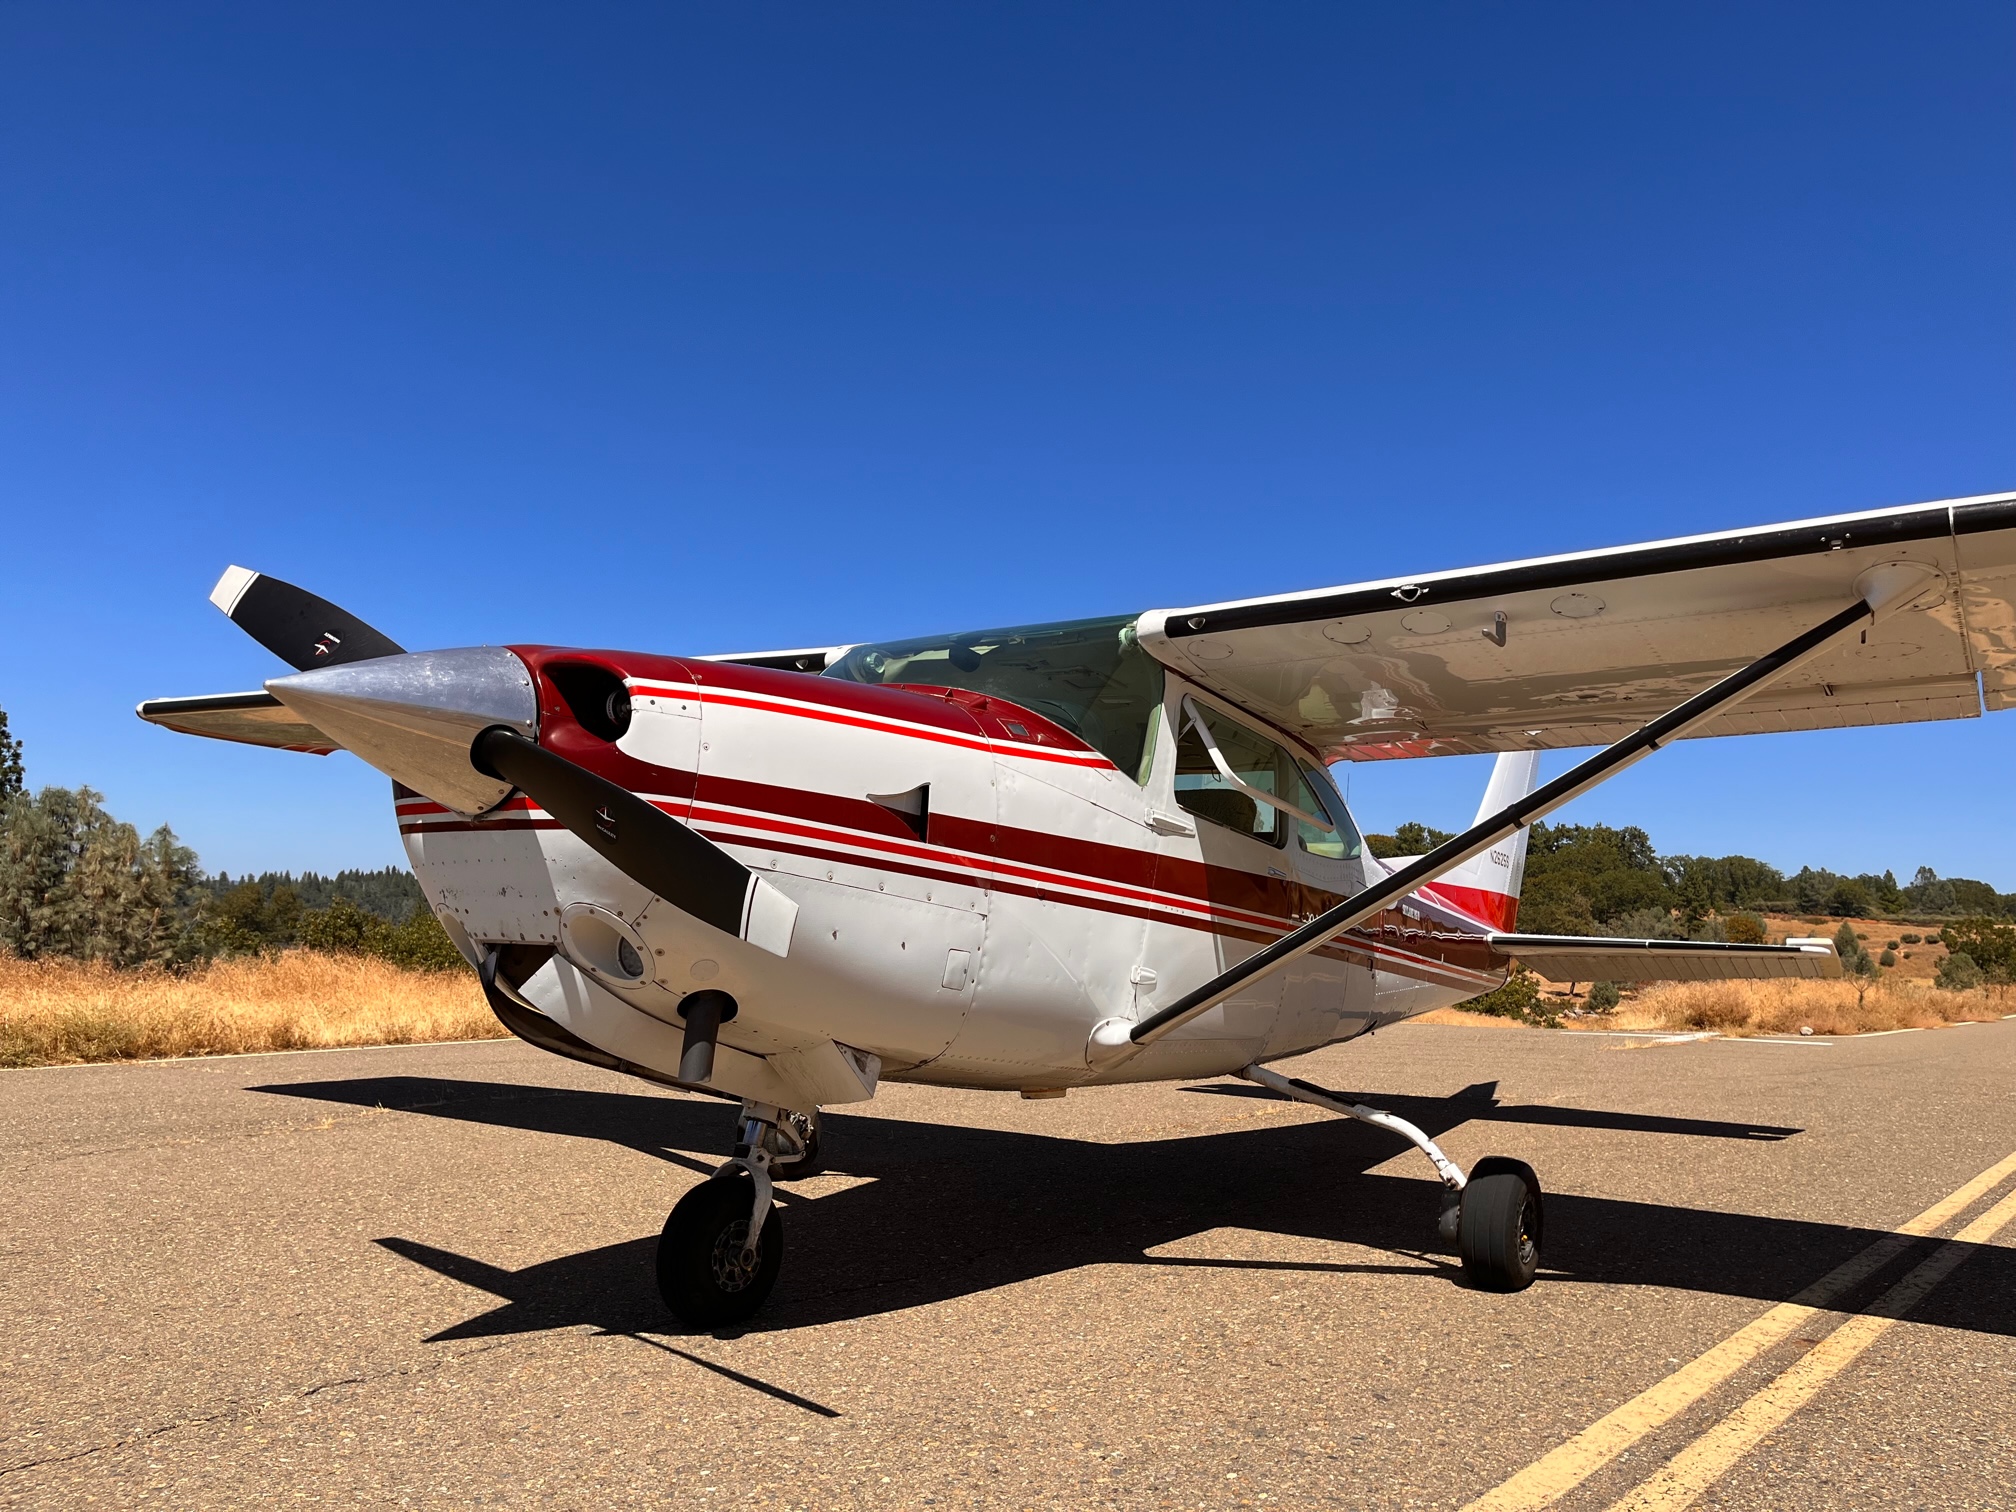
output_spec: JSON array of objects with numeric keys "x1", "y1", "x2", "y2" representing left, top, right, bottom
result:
[{"x1": 267, "y1": 647, "x2": 538, "y2": 815}]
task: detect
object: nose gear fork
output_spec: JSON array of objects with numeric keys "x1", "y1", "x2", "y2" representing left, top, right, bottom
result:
[{"x1": 717, "y1": 1102, "x2": 788, "y2": 1262}]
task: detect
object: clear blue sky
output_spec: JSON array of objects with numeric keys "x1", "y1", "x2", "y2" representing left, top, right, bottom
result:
[{"x1": 2, "y1": 3, "x2": 2011, "y2": 885}]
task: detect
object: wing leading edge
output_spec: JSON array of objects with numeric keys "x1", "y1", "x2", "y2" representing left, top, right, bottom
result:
[
  {"x1": 137, "y1": 692, "x2": 338, "y2": 754},
  {"x1": 1136, "y1": 490, "x2": 2016, "y2": 762}
]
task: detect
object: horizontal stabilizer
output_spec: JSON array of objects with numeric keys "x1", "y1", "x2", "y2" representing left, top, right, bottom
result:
[
  {"x1": 1488, "y1": 932, "x2": 1842, "y2": 982},
  {"x1": 136, "y1": 691, "x2": 337, "y2": 755}
]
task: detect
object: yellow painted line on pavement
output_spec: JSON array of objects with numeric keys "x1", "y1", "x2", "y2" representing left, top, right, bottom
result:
[
  {"x1": 1601, "y1": 1182, "x2": 2016, "y2": 1511},
  {"x1": 1459, "y1": 1148, "x2": 2016, "y2": 1512}
]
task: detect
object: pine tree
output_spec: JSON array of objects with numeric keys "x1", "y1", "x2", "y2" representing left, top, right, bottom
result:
[
  {"x1": 1832, "y1": 921, "x2": 1875, "y2": 976},
  {"x1": 0, "y1": 787, "x2": 203, "y2": 965},
  {"x1": 0, "y1": 708, "x2": 21, "y2": 800}
]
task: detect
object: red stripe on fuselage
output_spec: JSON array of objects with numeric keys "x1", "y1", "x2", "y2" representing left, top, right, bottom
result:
[
  {"x1": 398, "y1": 807, "x2": 1495, "y2": 988},
  {"x1": 1416, "y1": 882, "x2": 1517, "y2": 932}
]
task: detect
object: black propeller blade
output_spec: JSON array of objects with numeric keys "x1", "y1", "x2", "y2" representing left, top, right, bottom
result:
[
  {"x1": 471, "y1": 726, "x2": 752, "y2": 940},
  {"x1": 210, "y1": 565, "x2": 406, "y2": 671}
]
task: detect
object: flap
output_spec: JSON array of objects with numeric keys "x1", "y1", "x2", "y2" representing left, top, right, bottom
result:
[
  {"x1": 1137, "y1": 491, "x2": 2016, "y2": 761},
  {"x1": 1488, "y1": 933, "x2": 1843, "y2": 982},
  {"x1": 136, "y1": 691, "x2": 338, "y2": 754}
]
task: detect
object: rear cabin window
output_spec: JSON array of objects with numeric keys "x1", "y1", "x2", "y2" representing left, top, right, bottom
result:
[
  {"x1": 823, "y1": 615, "x2": 1165, "y2": 782},
  {"x1": 1174, "y1": 704, "x2": 1362, "y2": 858}
]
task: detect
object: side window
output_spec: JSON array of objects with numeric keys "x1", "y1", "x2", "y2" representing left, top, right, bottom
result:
[
  {"x1": 1174, "y1": 709, "x2": 1285, "y2": 844},
  {"x1": 1173, "y1": 702, "x2": 1365, "y2": 858},
  {"x1": 1293, "y1": 760, "x2": 1364, "y2": 860}
]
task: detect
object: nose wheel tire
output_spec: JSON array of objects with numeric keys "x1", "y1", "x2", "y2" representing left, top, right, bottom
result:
[
  {"x1": 1457, "y1": 1157, "x2": 1543, "y2": 1292},
  {"x1": 656, "y1": 1177, "x2": 783, "y2": 1327}
]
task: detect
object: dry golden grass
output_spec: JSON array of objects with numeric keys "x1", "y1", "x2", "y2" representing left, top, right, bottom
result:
[
  {"x1": 0, "y1": 950, "x2": 503, "y2": 1068},
  {"x1": 1574, "y1": 976, "x2": 2013, "y2": 1037},
  {"x1": 1414, "y1": 1006, "x2": 1534, "y2": 1029}
]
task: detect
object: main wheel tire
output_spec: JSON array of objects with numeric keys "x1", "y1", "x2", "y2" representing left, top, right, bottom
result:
[
  {"x1": 761, "y1": 1109, "x2": 826, "y2": 1181},
  {"x1": 656, "y1": 1177, "x2": 783, "y2": 1327},
  {"x1": 1458, "y1": 1159, "x2": 1543, "y2": 1292}
]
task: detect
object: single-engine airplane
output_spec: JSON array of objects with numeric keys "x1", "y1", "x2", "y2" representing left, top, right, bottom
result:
[{"x1": 141, "y1": 490, "x2": 2016, "y2": 1323}]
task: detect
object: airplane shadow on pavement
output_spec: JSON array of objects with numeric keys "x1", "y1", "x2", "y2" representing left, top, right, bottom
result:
[{"x1": 252, "y1": 1074, "x2": 2016, "y2": 1343}]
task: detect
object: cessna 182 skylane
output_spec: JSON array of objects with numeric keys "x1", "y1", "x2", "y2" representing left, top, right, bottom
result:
[{"x1": 141, "y1": 490, "x2": 2016, "y2": 1323}]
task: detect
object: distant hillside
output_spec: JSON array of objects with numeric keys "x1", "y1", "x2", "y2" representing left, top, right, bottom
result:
[
  {"x1": 1366, "y1": 820, "x2": 2016, "y2": 934},
  {"x1": 199, "y1": 867, "x2": 425, "y2": 922}
]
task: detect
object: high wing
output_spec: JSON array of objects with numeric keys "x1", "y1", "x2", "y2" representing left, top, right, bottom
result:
[
  {"x1": 1135, "y1": 490, "x2": 2016, "y2": 761},
  {"x1": 1488, "y1": 933, "x2": 1840, "y2": 983},
  {"x1": 136, "y1": 691, "x2": 338, "y2": 754}
]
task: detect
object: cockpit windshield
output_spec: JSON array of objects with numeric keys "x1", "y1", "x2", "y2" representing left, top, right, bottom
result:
[{"x1": 823, "y1": 614, "x2": 1165, "y2": 782}]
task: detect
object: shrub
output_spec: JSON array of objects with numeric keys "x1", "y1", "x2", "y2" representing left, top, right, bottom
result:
[
  {"x1": 1885, "y1": 940, "x2": 1899, "y2": 950},
  {"x1": 1724, "y1": 912, "x2": 1768, "y2": 945},
  {"x1": 1938, "y1": 918, "x2": 2016, "y2": 982},
  {"x1": 1936, "y1": 952, "x2": 1985, "y2": 991},
  {"x1": 1901, "y1": 932, "x2": 1921, "y2": 945},
  {"x1": 1462, "y1": 965, "x2": 1557, "y2": 1026},
  {"x1": 1680, "y1": 994, "x2": 1751, "y2": 1030},
  {"x1": 1926, "y1": 933, "x2": 1942, "y2": 945},
  {"x1": 1878, "y1": 949, "x2": 1897, "y2": 967},
  {"x1": 1587, "y1": 980, "x2": 1621, "y2": 1012},
  {"x1": 298, "y1": 896, "x2": 465, "y2": 973}
]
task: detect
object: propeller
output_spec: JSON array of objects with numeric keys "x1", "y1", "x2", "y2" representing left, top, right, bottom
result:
[
  {"x1": 471, "y1": 726, "x2": 797, "y2": 956},
  {"x1": 193, "y1": 564, "x2": 799, "y2": 959},
  {"x1": 210, "y1": 565, "x2": 405, "y2": 670}
]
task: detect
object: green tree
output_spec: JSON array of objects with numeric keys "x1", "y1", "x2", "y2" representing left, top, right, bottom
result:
[
  {"x1": 204, "y1": 866, "x2": 426, "y2": 921},
  {"x1": 0, "y1": 787, "x2": 202, "y2": 965},
  {"x1": 0, "y1": 708, "x2": 22, "y2": 801},
  {"x1": 1938, "y1": 918, "x2": 2016, "y2": 982},
  {"x1": 1517, "y1": 822, "x2": 1674, "y2": 935},
  {"x1": 1664, "y1": 854, "x2": 1787, "y2": 920},
  {"x1": 1832, "y1": 920, "x2": 1875, "y2": 977},
  {"x1": 1364, "y1": 822, "x2": 1455, "y2": 859},
  {"x1": 1826, "y1": 879, "x2": 1875, "y2": 919},
  {"x1": 199, "y1": 879, "x2": 304, "y2": 956}
]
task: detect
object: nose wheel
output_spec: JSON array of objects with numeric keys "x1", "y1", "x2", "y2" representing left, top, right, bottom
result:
[
  {"x1": 656, "y1": 1100, "x2": 812, "y2": 1327},
  {"x1": 656, "y1": 1175, "x2": 783, "y2": 1327}
]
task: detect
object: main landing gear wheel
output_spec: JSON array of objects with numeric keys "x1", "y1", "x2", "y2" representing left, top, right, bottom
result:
[
  {"x1": 1458, "y1": 1156, "x2": 1543, "y2": 1292},
  {"x1": 656, "y1": 1177, "x2": 783, "y2": 1328},
  {"x1": 761, "y1": 1109, "x2": 826, "y2": 1181}
]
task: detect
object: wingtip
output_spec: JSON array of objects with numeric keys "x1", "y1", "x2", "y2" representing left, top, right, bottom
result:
[{"x1": 209, "y1": 565, "x2": 259, "y2": 616}]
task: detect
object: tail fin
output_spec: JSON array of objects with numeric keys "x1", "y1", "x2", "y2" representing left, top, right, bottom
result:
[{"x1": 1420, "y1": 751, "x2": 1541, "y2": 930}]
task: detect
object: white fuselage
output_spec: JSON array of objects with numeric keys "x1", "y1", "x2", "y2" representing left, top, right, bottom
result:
[{"x1": 399, "y1": 651, "x2": 1506, "y2": 1106}]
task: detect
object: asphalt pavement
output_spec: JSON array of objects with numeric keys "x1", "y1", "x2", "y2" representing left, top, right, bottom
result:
[{"x1": 4, "y1": 1018, "x2": 2014, "y2": 1510}]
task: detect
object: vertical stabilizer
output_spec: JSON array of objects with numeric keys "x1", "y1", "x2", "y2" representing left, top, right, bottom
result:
[{"x1": 1419, "y1": 751, "x2": 1541, "y2": 930}]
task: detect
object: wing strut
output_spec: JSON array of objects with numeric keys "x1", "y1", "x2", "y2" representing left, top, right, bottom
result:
[{"x1": 1130, "y1": 584, "x2": 1916, "y2": 1051}]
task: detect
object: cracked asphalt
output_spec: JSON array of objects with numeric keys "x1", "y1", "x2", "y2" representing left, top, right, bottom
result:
[{"x1": 4, "y1": 1019, "x2": 2014, "y2": 1509}]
